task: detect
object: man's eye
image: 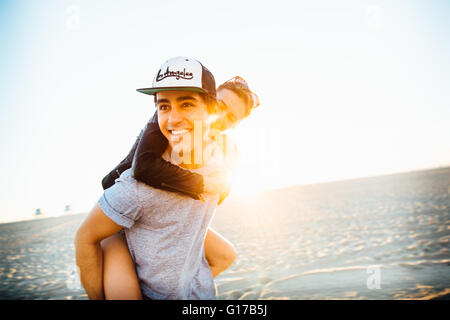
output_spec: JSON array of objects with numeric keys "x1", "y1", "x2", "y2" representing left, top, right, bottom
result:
[
  {"x1": 158, "y1": 104, "x2": 169, "y2": 111},
  {"x1": 182, "y1": 102, "x2": 194, "y2": 108}
]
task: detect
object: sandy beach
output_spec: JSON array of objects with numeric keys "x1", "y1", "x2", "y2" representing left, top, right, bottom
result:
[{"x1": 0, "y1": 167, "x2": 449, "y2": 300}]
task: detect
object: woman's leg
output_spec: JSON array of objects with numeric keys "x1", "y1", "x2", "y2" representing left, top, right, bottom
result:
[
  {"x1": 101, "y1": 228, "x2": 234, "y2": 299},
  {"x1": 101, "y1": 232, "x2": 143, "y2": 300},
  {"x1": 204, "y1": 228, "x2": 237, "y2": 278}
]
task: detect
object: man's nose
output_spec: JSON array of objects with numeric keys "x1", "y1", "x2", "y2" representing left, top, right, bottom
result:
[{"x1": 168, "y1": 107, "x2": 183, "y2": 125}]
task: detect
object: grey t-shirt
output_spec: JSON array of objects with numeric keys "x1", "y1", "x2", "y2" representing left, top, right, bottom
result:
[{"x1": 98, "y1": 167, "x2": 219, "y2": 300}]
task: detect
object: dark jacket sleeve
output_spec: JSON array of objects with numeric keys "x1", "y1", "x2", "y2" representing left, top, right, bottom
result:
[
  {"x1": 100, "y1": 112, "x2": 160, "y2": 190},
  {"x1": 101, "y1": 131, "x2": 142, "y2": 190},
  {"x1": 132, "y1": 111, "x2": 205, "y2": 198}
]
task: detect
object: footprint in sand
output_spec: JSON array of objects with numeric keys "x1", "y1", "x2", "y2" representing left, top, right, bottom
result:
[
  {"x1": 221, "y1": 289, "x2": 242, "y2": 300},
  {"x1": 239, "y1": 291, "x2": 259, "y2": 300},
  {"x1": 259, "y1": 276, "x2": 272, "y2": 284}
]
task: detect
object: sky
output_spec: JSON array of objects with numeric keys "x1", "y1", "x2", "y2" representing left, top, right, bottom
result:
[{"x1": 0, "y1": 0, "x2": 449, "y2": 223}]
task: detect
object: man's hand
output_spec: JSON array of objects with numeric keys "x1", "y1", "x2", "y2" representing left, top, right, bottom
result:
[{"x1": 74, "y1": 204, "x2": 123, "y2": 300}]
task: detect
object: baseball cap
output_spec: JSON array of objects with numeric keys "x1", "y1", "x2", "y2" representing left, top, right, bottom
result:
[{"x1": 137, "y1": 56, "x2": 216, "y2": 98}]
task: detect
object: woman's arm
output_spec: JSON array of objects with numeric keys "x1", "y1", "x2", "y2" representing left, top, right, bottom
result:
[
  {"x1": 132, "y1": 114, "x2": 232, "y2": 201},
  {"x1": 101, "y1": 134, "x2": 139, "y2": 190},
  {"x1": 101, "y1": 113, "x2": 161, "y2": 190},
  {"x1": 131, "y1": 112, "x2": 205, "y2": 197},
  {"x1": 103, "y1": 110, "x2": 230, "y2": 200}
]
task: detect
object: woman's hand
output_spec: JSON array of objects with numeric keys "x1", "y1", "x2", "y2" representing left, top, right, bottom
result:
[{"x1": 203, "y1": 171, "x2": 231, "y2": 196}]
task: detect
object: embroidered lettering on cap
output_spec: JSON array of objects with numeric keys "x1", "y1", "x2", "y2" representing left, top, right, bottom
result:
[{"x1": 156, "y1": 67, "x2": 194, "y2": 82}]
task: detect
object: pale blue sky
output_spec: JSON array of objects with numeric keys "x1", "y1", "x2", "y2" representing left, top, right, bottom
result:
[{"x1": 1, "y1": 0, "x2": 449, "y2": 222}]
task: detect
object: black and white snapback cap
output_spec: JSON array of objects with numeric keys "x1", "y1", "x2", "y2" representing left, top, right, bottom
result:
[{"x1": 137, "y1": 56, "x2": 216, "y2": 98}]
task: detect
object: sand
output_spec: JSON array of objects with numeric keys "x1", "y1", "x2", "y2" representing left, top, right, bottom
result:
[{"x1": 0, "y1": 167, "x2": 449, "y2": 300}]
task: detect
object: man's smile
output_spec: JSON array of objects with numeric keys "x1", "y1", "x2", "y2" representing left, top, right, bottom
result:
[{"x1": 168, "y1": 128, "x2": 192, "y2": 141}]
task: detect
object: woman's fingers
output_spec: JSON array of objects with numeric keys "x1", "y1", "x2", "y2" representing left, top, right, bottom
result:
[{"x1": 203, "y1": 171, "x2": 230, "y2": 195}]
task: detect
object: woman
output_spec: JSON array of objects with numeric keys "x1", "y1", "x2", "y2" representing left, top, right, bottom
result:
[{"x1": 101, "y1": 76, "x2": 259, "y2": 299}]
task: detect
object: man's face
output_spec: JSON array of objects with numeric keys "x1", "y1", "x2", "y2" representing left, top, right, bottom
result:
[
  {"x1": 215, "y1": 88, "x2": 248, "y2": 131},
  {"x1": 156, "y1": 90, "x2": 213, "y2": 152}
]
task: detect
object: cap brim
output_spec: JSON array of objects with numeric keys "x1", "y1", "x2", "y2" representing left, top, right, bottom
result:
[{"x1": 136, "y1": 87, "x2": 207, "y2": 96}]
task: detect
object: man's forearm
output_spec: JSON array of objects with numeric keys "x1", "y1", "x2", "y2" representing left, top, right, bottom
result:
[{"x1": 75, "y1": 240, "x2": 105, "y2": 300}]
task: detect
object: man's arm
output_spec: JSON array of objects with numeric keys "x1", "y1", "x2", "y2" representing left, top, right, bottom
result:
[{"x1": 74, "y1": 204, "x2": 123, "y2": 299}]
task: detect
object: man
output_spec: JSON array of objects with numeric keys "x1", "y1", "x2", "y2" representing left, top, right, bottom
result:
[{"x1": 75, "y1": 57, "x2": 228, "y2": 300}]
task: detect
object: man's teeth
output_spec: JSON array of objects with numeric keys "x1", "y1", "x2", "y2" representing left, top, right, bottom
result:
[{"x1": 171, "y1": 129, "x2": 189, "y2": 135}]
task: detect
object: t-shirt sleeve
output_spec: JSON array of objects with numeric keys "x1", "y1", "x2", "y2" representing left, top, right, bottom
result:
[{"x1": 98, "y1": 171, "x2": 142, "y2": 228}]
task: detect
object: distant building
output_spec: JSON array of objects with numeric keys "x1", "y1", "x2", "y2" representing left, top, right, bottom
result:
[
  {"x1": 64, "y1": 205, "x2": 72, "y2": 214},
  {"x1": 35, "y1": 208, "x2": 44, "y2": 216}
]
